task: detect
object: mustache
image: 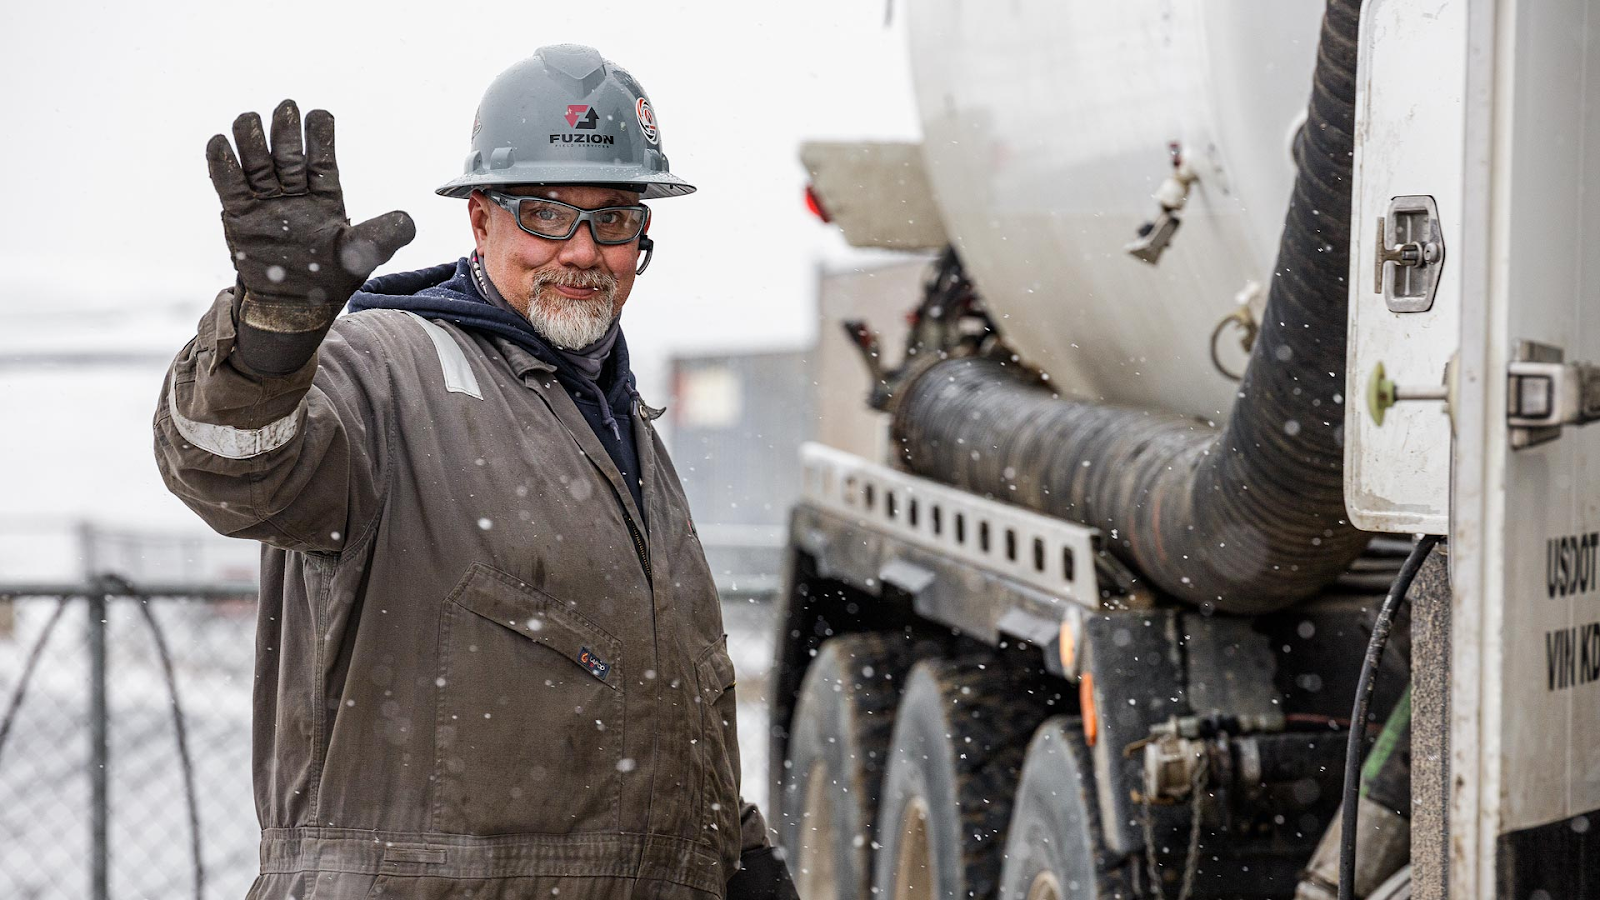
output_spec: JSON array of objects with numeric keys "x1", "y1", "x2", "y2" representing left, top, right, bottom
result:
[{"x1": 531, "y1": 268, "x2": 618, "y2": 294}]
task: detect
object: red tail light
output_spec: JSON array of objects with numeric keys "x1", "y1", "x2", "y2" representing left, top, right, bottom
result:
[{"x1": 804, "y1": 184, "x2": 832, "y2": 224}]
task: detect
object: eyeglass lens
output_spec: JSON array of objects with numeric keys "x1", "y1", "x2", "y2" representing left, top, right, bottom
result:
[{"x1": 516, "y1": 198, "x2": 645, "y2": 244}]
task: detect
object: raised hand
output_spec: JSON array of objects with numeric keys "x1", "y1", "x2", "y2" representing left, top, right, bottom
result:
[{"x1": 206, "y1": 100, "x2": 414, "y2": 372}]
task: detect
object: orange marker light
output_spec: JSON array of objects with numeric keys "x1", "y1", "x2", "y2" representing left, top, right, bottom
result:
[{"x1": 1080, "y1": 672, "x2": 1098, "y2": 747}]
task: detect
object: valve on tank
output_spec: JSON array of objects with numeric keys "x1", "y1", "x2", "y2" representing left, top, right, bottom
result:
[
  {"x1": 1131, "y1": 713, "x2": 1346, "y2": 817},
  {"x1": 1126, "y1": 142, "x2": 1198, "y2": 265}
]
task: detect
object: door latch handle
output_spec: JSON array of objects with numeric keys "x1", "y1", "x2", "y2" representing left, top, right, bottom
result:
[{"x1": 1374, "y1": 195, "x2": 1446, "y2": 312}]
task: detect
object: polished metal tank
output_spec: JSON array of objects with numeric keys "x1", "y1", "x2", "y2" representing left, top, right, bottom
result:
[{"x1": 906, "y1": 0, "x2": 1325, "y2": 419}]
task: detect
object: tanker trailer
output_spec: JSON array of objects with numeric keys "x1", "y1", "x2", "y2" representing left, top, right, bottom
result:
[{"x1": 768, "y1": 0, "x2": 1600, "y2": 898}]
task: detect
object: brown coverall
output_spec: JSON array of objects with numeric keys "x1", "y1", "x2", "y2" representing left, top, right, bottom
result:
[{"x1": 155, "y1": 289, "x2": 763, "y2": 899}]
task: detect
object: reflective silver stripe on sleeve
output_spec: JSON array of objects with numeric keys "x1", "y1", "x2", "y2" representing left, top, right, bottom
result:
[
  {"x1": 403, "y1": 312, "x2": 483, "y2": 399},
  {"x1": 165, "y1": 375, "x2": 305, "y2": 460}
]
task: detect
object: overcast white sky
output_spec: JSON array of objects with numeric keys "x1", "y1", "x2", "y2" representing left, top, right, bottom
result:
[
  {"x1": 0, "y1": 0, "x2": 922, "y2": 545},
  {"x1": 0, "y1": 0, "x2": 919, "y2": 342}
]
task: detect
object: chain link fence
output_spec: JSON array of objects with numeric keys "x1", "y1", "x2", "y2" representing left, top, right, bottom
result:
[
  {"x1": 1, "y1": 589, "x2": 780, "y2": 900},
  {"x1": 1, "y1": 581, "x2": 260, "y2": 900}
]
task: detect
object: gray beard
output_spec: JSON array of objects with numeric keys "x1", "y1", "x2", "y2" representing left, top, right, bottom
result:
[{"x1": 525, "y1": 271, "x2": 619, "y2": 350}]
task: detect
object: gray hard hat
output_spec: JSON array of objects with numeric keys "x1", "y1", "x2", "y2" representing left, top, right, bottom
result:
[{"x1": 437, "y1": 44, "x2": 694, "y2": 201}]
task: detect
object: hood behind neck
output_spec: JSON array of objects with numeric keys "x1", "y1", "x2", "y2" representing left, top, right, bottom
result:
[{"x1": 347, "y1": 259, "x2": 639, "y2": 437}]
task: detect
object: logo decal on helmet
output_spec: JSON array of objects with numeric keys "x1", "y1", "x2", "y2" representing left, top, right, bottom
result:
[
  {"x1": 636, "y1": 98, "x2": 659, "y2": 145},
  {"x1": 564, "y1": 104, "x2": 600, "y2": 130}
]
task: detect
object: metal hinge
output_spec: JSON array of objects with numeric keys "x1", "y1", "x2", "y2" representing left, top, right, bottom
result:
[
  {"x1": 1508, "y1": 340, "x2": 1600, "y2": 449},
  {"x1": 1375, "y1": 195, "x2": 1446, "y2": 312}
]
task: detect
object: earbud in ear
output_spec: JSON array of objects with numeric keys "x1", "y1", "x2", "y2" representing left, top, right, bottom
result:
[{"x1": 636, "y1": 234, "x2": 655, "y2": 276}]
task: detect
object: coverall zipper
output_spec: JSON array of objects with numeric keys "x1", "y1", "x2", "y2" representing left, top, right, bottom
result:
[
  {"x1": 587, "y1": 470, "x2": 650, "y2": 583},
  {"x1": 624, "y1": 512, "x2": 652, "y2": 582}
]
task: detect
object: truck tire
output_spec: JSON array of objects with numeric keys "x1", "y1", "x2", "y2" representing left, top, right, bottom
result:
[
  {"x1": 997, "y1": 717, "x2": 1124, "y2": 900},
  {"x1": 871, "y1": 658, "x2": 1055, "y2": 900},
  {"x1": 779, "y1": 632, "x2": 916, "y2": 900}
]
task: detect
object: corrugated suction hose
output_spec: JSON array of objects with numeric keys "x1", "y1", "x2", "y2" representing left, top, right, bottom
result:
[{"x1": 890, "y1": 0, "x2": 1368, "y2": 613}]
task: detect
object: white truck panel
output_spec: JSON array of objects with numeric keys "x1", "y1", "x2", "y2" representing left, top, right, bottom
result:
[
  {"x1": 1344, "y1": 0, "x2": 1465, "y2": 534},
  {"x1": 1484, "y1": 0, "x2": 1600, "y2": 832},
  {"x1": 1452, "y1": 0, "x2": 1600, "y2": 891}
]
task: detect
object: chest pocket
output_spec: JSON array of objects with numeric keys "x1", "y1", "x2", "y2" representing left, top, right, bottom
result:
[
  {"x1": 693, "y1": 635, "x2": 741, "y2": 858},
  {"x1": 431, "y1": 563, "x2": 623, "y2": 835}
]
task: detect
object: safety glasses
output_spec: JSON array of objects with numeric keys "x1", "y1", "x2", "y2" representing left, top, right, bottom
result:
[{"x1": 481, "y1": 190, "x2": 650, "y2": 245}]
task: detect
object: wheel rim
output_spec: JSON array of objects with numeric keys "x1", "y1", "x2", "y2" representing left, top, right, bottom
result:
[
  {"x1": 1026, "y1": 870, "x2": 1062, "y2": 900},
  {"x1": 796, "y1": 760, "x2": 839, "y2": 900},
  {"x1": 892, "y1": 796, "x2": 935, "y2": 900},
  {"x1": 1368, "y1": 865, "x2": 1412, "y2": 900}
]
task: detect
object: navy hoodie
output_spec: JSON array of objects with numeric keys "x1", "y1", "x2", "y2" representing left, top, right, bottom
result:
[{"x1": 348, "y1": 259, "x2": 647, "y2": 525}]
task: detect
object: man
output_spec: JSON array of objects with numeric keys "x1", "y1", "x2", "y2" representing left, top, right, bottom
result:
[{"x1": 154, "y1": 45, "x2": 796, "y2": 900}]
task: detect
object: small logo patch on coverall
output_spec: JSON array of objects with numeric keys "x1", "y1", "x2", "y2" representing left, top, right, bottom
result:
[{"x1": 579, "y1": 648, "x2": 611, "y2": 681}]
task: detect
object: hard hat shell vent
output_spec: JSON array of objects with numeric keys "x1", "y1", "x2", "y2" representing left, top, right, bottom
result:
[{"x1": 539, "y1": 43, "x2": 606, "y2": 84}]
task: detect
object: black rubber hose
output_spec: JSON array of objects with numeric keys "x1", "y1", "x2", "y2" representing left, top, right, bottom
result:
[
  {"x1": 1338, "y1": 535, "x2": 1439, "y2": 900},
  {"x1": 890, "y1": 0, "x2": 1367, "y2": 612}
]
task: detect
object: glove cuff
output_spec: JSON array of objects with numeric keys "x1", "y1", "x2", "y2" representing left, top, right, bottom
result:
[
  {"x1": 237, "y1": 292, "x2": 344, "y2": 334},
  {"x1": 232, "y1": 289, "x2": 341, "y2": 377}
]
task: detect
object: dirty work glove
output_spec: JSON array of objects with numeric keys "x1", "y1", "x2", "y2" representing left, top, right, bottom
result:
[
  {"x1": 206, "y1": 99, "x2": 414, "y2": 375},
  {"x1": 725, "y1": 847, "x2": 800, "y2": 900}
]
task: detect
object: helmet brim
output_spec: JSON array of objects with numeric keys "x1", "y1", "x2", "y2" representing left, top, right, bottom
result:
[{"x1": 437, "y1": 165, "x2": 695, "y2": 200}]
